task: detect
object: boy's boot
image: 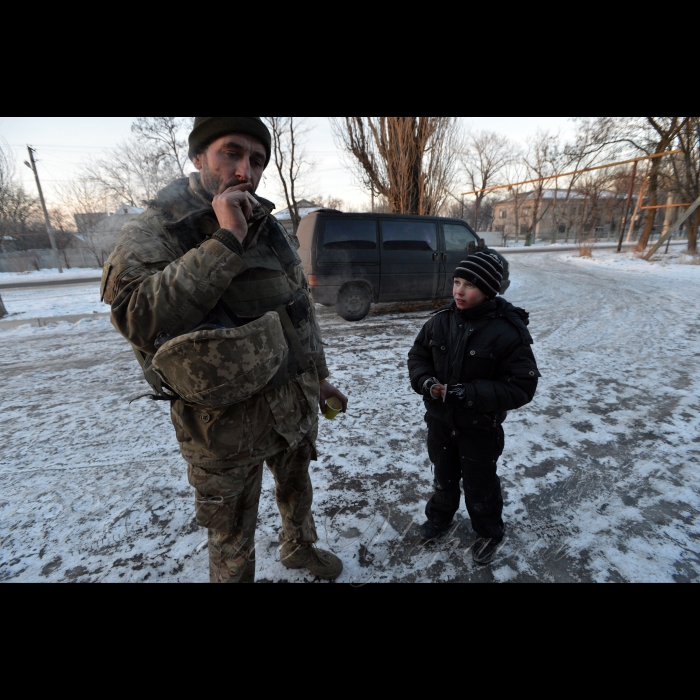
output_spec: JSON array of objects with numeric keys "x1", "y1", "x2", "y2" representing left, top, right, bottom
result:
[
  {"x1": 280, "y1": 540, "x2": 343, "y2": 581},
  {"x1": 420, "y1": 521, "x2": 453, "y2": 541},
  {"x1": 472, "y1": 537, "x2": 503, "y2": 566}
]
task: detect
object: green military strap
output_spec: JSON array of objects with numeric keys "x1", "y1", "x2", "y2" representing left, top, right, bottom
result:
[{"x1": 275, "y1": 304, "x2": 313, "y2": 374}]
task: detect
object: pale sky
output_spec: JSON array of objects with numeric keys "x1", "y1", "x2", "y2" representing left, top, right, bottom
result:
[{"x1": 0, "y1": 117, "x2": 574, "y2": 212}]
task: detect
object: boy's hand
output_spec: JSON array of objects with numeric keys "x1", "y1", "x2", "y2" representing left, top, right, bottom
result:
[
  {"x1": 433, "y1": 384, "x2": 446, "y2": 399},
  {"x1": 444, "y1": 384, "x2": 472, "y2": 407},
  {"x1": 422, "y1": 378, "x2": 444, "y2": 400}
]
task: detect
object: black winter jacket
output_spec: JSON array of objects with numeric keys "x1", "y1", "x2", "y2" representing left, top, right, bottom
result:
[{"x1": 408, "y1": 298, "x2": 540, "y2": 431}]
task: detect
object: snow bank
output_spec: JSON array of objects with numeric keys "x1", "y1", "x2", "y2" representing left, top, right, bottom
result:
[
  {"x1": 0, "y1": 285, "x2": 104, "y2": 321},
  {"x1": 0, "y1": 268, "x2": 102, "y2": 285},
  {"x1": 563, "y1": 249, "x2": 700, "y2": 281}
]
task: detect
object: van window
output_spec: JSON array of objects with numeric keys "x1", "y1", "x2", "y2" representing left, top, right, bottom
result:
[
  {"x1": 382, "y1": 221, "x2": 437, "y2": 252},
  {"x1": 444, "y1": 223, "x2": 478, "y2": 253},
  {"x1": 323, "y1": 220, "x2": 378, "y2": 250}
]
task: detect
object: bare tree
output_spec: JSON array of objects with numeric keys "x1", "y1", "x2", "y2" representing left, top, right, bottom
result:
[
  {"x1": 670, "y1": 117, "x2": 700, "y2": 253},
  {"x1": 0, "y1": 141, "x2": 41, "y2": 253},
  {"x1": 1, "y1": 142, "x2": 18, "y2": 253},
  {"x1": 82, "y1": 138, "x2": 181, "y2": 209},
  {"x1": 131, "y1": 117, "x2": 193, "y2": 178},
  {"x1": 264, "y1": 117, "x2": 316, "y2": 235},
  {"x1": 521, "y1": 131, "x2": 572, "y2": 240},
  {"x1": 461, "y1": 131, "x2": 516, "y2": 230},
  {"x1": 330, "y1": 117, "x2": 461, "y2": 215},
  {"x1": 78, "y1": 117, "x2": 192, "y2": 210},
  {"x1": 574, "y1": 117, "x2": 691, "y2": 251},
  {"x1": 633, "y1": 118, "x2": 690, "y2": 252},
  {"x1": 315, "y1": 195, "x2": 344, "y2": 211},
  {"x1": 311, "y1": 194, "x2": 363, "y2": 212},
  {"x1": 56, "y1": 177, "x2": 113, "y2": 266},
  {"x1": 550, "y1": 122, "x2": 622, "y2": 243}
]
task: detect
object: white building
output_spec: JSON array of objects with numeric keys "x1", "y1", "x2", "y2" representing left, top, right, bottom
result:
[{"x1": 274, "y1": 200, "x2": 325, "y2": 233}]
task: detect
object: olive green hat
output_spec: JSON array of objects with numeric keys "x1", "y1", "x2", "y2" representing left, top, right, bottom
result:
[{"x1": 188, "y1": 117, "x2": 272, "y2": 167}]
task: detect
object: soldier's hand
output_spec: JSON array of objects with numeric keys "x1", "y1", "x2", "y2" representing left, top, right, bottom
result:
[
  {"x1": 212, "y1": 185, "x2": 255, "y2": 243},
  {"x1": 320, "y1": 381, "x2": 348, "y2": 415}
]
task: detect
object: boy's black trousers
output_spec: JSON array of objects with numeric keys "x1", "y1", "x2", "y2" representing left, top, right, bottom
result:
[{"x1": 425, "y1": 416, "x2": 505, "y2": 542}]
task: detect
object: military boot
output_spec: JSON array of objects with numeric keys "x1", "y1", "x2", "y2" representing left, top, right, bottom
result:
[{"x1": 280, "y1": 541, "x2": 344, "y2": 581}]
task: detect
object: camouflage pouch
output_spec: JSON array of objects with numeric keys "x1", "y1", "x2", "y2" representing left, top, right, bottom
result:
[
  {"x1": 265, "y1": 290, "x2": 316, "y2": 388},
  {"x1": 188, "y1": 464, "x2": 249, "y2": 535},
  {"x1": 152, "y1": 311, "x2": 288, "y2": 409}
]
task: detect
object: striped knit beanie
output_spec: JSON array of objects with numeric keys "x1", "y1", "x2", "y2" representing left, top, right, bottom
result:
[{"x1": 454, "y1": 252, "x2": 504, "y2": 299}]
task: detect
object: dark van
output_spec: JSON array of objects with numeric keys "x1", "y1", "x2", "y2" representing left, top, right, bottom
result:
[{"x1": 296, "y1": 211, "x2": 510, "y2": 321}]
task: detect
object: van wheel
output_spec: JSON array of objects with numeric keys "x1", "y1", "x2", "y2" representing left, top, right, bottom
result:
[{"x1": 337, "y1": 285, "x2": 371, "y2": 322}]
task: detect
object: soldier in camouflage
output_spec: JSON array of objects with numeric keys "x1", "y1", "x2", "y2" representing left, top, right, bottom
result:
[{"x1": 103, "y1": 117, "x2": 348, "y2": 583}]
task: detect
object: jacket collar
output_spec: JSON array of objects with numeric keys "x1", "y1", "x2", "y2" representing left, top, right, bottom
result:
[{"x1": 452, "y1": 299, "x2": 498, "y2": 321}]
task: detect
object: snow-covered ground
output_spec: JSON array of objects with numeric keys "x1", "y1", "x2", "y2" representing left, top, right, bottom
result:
[
  {"x1": 0, "y1": 268, "x2": 101, "y2": 285},
  {"x1": 1, "y1": 251, "x2": 699, "y2": 583},
  {"x1": 1, "y1": 284, "x2": 104, "y2": 321}
]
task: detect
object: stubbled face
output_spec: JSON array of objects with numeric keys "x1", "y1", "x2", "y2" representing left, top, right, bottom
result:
[
  {"x1": 454, "y1": 277, "x2": 490, "y2": 310},
  {"x1": 192, "y1": 134, "x2": 266, "y2": 197}
]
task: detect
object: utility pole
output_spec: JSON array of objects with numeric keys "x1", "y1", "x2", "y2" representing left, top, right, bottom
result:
[{"x1": 25, "y1": 146, "x2": 62, "y2": 274}]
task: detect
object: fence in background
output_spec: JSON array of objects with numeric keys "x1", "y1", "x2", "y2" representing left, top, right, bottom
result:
[
  {"x1": 0, "y1": 248, "x2": 102, "y2": 273},
  {"x1": 480, "y1": 228, "x2": 694, "y2": 249}
]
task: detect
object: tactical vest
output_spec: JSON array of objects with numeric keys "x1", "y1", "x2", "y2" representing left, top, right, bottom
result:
[
  {"x1": 135, "y1": 216, "x2": 319, "y2": 406},
  {"x1": 222, "y1": 237, "x2": 294, "y2": 318}
]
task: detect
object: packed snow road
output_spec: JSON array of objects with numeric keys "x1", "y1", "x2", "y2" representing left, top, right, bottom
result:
[
  {"x1": 1, "y1": 253, "x2": 698, "y2": 583},
  {"x1": 0, "y1": 283, "x2": 103, "y2": 321}
]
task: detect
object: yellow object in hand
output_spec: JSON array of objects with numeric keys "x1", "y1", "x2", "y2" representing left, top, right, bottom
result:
[{"x1": 323, "y1": 397, "x2": 343, "y2": 421}]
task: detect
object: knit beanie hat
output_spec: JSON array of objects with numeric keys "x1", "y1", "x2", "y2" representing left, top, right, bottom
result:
[
  {"x1": 188, "y1": 117, "x2": 272, "y2": 167},
  {"x1": 454, "y1": 252, "x2": 504, "y2": 299}
]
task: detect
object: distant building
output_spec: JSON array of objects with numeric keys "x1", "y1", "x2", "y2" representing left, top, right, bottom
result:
[
  {"x1": 74, "y1": 212, "x2": 108, "y2": 234},
  {"x1": 274, "y1": 200, "x2": 325, "y2": 234},
  {"x1": 73, "y1": 204, "x2": 145, "y2": 265},
  {"x1": 492, "y1": 189, "x2": 633, "y2": 241}
]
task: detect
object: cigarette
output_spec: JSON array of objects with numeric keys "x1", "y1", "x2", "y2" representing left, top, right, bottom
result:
[{"x1": 245, "y1": 192, "x2": 260, "y2": 209}]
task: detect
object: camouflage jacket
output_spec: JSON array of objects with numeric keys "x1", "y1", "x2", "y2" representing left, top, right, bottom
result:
[{"x1": 103, "y1": 174, "x2": 329, "y2": 468}]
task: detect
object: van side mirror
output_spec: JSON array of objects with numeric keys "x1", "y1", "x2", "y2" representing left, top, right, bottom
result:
[
  {"x1": 467, "y1": 241, "x2": 477, "y2": 253},
  {"x1": 477, "y1": 238, "x2": 486, "y2": 251}
]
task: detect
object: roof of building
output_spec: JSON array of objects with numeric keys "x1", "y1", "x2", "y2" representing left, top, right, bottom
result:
[
  {"x1": 274, "y1": 200, "x2": 324, "y2": 222},
  {"x1": 113, "y1": 205, "x2": 145, "y2": 217},
  {"x1": 495, "y1": 189, "x2": 627, "y2": 205}
]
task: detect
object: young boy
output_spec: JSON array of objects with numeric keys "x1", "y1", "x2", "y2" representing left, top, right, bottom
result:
[{"x1": 408, "y1": 252, "x2": 540, "y2": 566}]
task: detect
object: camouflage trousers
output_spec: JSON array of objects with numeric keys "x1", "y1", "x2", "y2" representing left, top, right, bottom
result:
[{"x1": 188, "y1": 435, "x2": 318, "y2": 584}]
